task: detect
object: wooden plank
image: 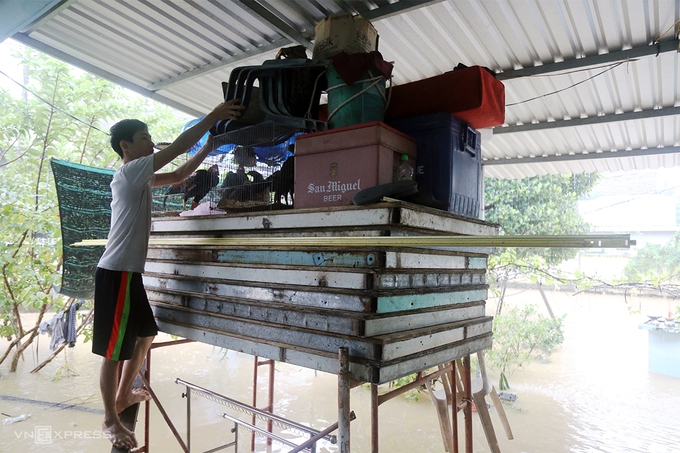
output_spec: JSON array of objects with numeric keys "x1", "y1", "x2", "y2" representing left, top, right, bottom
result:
[
  {"x1": 143, "y1": 275, "x2": 372, "y2": 312},
  {"x1": 153, "y1": 304, "x2": 491, "y2": 361},
  {"x1": 155, "y1": 318, "x2": 492, "y2": 384},
  {"x1": 151, "y1": 205, "x2": 393, "y2": 233},
  {"x1": 148, "y1": 294, "x2": 362, "y2": 336},
  {"x1": 382, "y1": 327, "x2": 466, "y2": 360},
  {"x1": 147, "y1": 247, "x2": 382, "y2": 268},
  {"x1": 385, "y1": 252, "x2": 467, "y2": 269},
  {"x1": 149, "y1": 289, "x2": 486, "y2": 337},
  {"x1": 375, "y1": 335, "x2": 493, "y2": 384},
  {"x1": 155, "y1": 319, "x2": 377, "y2": 382},
  {"x1": 375, "y1": 270, "x2": 486, "y2": 289},
  {"x1": 363, "y1": 303, "x2": 486, "y2": 336},
  {"x1": 152, "y1": 305, "x2": 382, "y2": 360},
  {"x1": 377, "y1": 288, "x2": 488, "y2": 313},
  {"x1": 398, "y1": 207, "x2": 499, "y2": 236},
  {"x1": 144, "y1": 261, "x2": 368, "y2": 289},
  {"x1": 216, "y1": 249, "x2": 380, "y2": 267},
  {"x1": 373, "y1": 316, "x2": 492, "y2": 343},
  {"x1": 467, "y1": 257, "x2": 488, "y2": 269},
  {"x1": 466, "y1": 318, "x2": 494, "y2": 337}
]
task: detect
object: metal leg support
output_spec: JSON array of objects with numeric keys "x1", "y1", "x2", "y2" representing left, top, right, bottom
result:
[{"x1": 338, "y1": 347, "x2": 350, "y2": 453}]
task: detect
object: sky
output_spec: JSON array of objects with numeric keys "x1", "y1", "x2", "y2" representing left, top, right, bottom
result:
[{"x1": 0, "y1": 39, "x2": 26, "y2": 97}]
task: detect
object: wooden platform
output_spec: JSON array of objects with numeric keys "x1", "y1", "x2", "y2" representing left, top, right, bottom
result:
[{"x1": 146, "y1": 203, "x2": 497, "y2": 383}]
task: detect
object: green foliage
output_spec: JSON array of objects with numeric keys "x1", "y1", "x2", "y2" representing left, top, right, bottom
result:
[
  {"x1": 486, "y1": 304, "x2": 565, "y2": 389},
  {"x1": 0, "y1": 45, "x2": 185, "y2": 370},
  {"x1": 484, "y1": 173, "x2": 599, "y2": 265},
  {"x1": 623, "y1": 232, "x2": 680, "y2": 284}
]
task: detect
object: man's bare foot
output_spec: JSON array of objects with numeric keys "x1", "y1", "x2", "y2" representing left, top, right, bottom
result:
[
  {"x1": 102, "y1": 419, "x2": 137, "y2": 450},
  {"x1": 115, "y1": 388, "x2": 151, "y2": 414}
]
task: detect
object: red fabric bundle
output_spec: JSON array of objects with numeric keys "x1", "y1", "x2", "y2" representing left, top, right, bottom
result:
[{"x1": 384, "y1": 66, "x2": 505, "y2": 129}]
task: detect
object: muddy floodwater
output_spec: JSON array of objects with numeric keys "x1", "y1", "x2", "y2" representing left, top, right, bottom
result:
[{"x1": 1, "y1": 288, "x2": 679, "y2": 453}]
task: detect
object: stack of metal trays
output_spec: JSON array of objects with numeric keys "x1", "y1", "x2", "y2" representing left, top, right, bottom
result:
[{"x1": 145, "y1": 202, "x2": 497, "y2": 383}]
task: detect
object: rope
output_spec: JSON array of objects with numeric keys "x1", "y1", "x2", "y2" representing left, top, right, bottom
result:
[
  {"x1": 306, "y1": 67, "x2": 328, "y2": 119},
  {"x1": 326, "y1": 71, "x2": 388, "y2": 123}
]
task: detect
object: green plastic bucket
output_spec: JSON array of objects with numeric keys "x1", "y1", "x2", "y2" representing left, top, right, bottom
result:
[{"x1": 326, "y1": 67, "x2": 386, "y2": 129}]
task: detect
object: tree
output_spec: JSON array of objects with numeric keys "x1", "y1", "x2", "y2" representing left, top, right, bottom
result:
[
  {"x1": 486, "y1": 304, "x2": 565, "y2": 390},
  {"x1": 483, "y1": 173, "x2": 601, "y2": 316},
  {"x1": 0, "y1": 46, "x2": 185, "y2": 372},
  {"x1": 623, "y1": 232, "x2": 680, "y2": 284},
  {"x1": 484, "y1": 173, "x2": 600, "y2": 265}
]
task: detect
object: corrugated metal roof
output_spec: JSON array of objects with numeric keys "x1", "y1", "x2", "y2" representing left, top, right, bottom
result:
[{"x1": 3, "y1": 0, "x2": 679, "y2": 178}]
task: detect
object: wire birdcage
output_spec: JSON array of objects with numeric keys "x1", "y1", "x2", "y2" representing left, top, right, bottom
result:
[{"x1": 153, "y1": 122, "x2": 298, "y2": 215}]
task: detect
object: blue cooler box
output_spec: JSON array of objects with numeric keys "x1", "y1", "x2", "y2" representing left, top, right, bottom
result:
[{"x1": 389, "y1": 113, "x2": 482, "y2": 218}]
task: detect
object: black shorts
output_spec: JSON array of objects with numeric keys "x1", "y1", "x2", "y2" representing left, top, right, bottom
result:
[{"x1": 92, "y1": 268, "x2": 158, "y2": 361}]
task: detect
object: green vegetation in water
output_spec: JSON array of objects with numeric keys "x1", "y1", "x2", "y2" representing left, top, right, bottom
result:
[{"x1": 487, "y1": 304, "x2": 565, "y2": 390}]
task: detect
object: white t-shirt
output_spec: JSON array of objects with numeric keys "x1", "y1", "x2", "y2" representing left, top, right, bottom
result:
[{"x1": 98, "y1": 154, "x2": 156, "y2": 273}]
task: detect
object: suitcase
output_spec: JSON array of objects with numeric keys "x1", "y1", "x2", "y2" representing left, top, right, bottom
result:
[{"x1": 385, "y1": 66, "x2": 505, "y2": 129}]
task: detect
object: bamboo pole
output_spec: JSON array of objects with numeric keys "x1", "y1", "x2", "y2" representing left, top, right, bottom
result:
[{"x1": 74, "y1": 234, "x2": 634, "y2": 249}]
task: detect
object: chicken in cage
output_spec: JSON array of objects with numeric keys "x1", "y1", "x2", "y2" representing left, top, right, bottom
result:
[
  {"x1": 217, "y1": 146, "x2": 294, "y2": 211},
  {"x1": 153, "y1": 151, "x2": 294, "y2": 214},
  {"x1": 153, "y1": 121, "x2": 298, "y2": 214}
]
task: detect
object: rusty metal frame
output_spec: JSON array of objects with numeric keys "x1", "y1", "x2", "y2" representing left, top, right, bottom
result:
[
  {"x1": 131, "y1": 340, "x2": 473, "y2": 453},
  {"x1": 358, "y1": 357, "x2": 474, "y2": 453}
]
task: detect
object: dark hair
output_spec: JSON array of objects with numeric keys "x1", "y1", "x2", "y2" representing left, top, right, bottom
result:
[{"x1": 109, "y1": 119, "x2": 148, "y2": 158}]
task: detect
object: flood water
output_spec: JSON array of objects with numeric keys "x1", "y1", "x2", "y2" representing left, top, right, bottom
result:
[{"x1": 1, "y1": 288, "x2": 679, "y2": 453}]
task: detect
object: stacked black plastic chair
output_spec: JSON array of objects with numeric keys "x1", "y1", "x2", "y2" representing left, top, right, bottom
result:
[{"x1": 211, "y1": 59, "x2": 330, "y2": 146}]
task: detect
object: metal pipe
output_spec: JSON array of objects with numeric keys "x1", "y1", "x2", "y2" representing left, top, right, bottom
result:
[
  {"x1": 371, "y1": 384, "x2": 379, "y2": 453},
  {"x1": 138, "y1": 372, "x2": 189, "y2": 452},
  {"x1": 288, "y1": 411, "x2": 356, "y2": 453},
  {"x1": 174, "y1": 378, "x2": 335, "y2": 442},
  {"x1": 267, "y1": 359, "x2": 275, "y2": 446},
  {"x1": 338, "y1": 347, "x2": 350, "y2": 453},
  {"x1": 451, "y1": 361, "x2": 458, "y2": 453},
  {"x1": 150, "y1": 339, "x2": 194, "y2": 349},
  {"x1": 75, "y1": 233, "x2": 635, "y2": 249},
  {"x1": 377, "y1": 364, "x2": 452, "y2": 406},
  {"x1": 186, "y1": 388, "x2": 191, "y2": 452},
  {"x1": 463, "y1": 355, "x2": 473, "y2": 453},
  {"x1": 251, "y1": 356, "x2": 258, "y2": 452},
  {"x1": 222, "y1": 413, "x2": 300, "y2": 449},
  {"x1": 233, "y1": 421, "x2": 238, "y2": 453},
  {"x1": 145, "y1": 353, "x2": 151, "y2": 452}
]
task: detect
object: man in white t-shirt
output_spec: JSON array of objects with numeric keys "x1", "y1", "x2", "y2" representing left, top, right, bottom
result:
[{"x1": 93, "y1": 100, "x2": 243, "y2": 450}]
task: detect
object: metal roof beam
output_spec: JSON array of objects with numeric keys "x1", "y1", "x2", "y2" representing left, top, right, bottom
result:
[
  {"x1": 22, "y1": 0, "x2": 78, "y2": 34},
  {"x1": 359, "y1": 0, "x2": 445, "y2": 21},
  {"x1": 496, "y1": 39, "x2": 680, "y2": 80},
  {"x1": 495, "y1": 106, "x2": 680, "y2": 134},
  {"x1": 147, "y1": 39, "x2": 290, "y2": 91},
  {"x1": 483, "y1": 146, "x2": 680, "y2": 166},
  {"x1": 12, "y1": 32, "x2": 203, "y2": 117},
  {"x1": 149, "y1": 0, "x2": 442, "y2": 92},
  {"x1": 236, "y1": 0, "x2": 314, "y2": 50}
]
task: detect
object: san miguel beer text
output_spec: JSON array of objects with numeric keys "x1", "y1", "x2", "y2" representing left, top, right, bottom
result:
[{"x1": 307, "y1": 179, "x2": 362, "y2": 203}]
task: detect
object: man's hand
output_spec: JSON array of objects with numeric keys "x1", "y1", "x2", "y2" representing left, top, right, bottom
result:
[
  {"x1": 153, "y1": 100, "x2": 243, "y2": 173},
  {"x1": 207, "y1": 99, "x2": 245, "y2": 123}
]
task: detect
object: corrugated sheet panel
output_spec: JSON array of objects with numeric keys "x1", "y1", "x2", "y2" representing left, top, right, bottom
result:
[{"x1": 8, "y1": 0, "x2": 680, "y2": 178}]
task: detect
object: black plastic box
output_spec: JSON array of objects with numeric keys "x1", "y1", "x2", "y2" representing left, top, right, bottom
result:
[{"x1": 389, "y1": 113, "x2": 482, "y2": 218}]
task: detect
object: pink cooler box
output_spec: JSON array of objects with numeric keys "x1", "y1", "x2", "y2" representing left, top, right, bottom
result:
[{"x1": 294, "y1": 122, "x2": 417, "y2": 209}]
